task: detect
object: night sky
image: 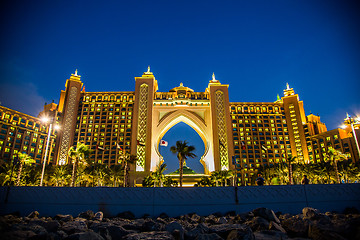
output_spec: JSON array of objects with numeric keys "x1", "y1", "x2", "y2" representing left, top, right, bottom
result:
[{"x1": 1, "y1": 1, "x2": 359, "y2": 173}]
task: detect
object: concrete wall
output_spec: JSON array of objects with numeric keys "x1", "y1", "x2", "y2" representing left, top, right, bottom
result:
[{"x1": 1, "y1": 184, "x2": 359, "y2": 218}]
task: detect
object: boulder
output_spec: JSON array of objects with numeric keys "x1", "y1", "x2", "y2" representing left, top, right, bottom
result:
[
  {"x1": 61, "y1": 219, "x2": 88, "y2": 234},
  {"x1": 54, "y1": 214, "x2": 73, "y2": 222},
  {"x1": 27, "y1": 211, "x2": 40, "y2": 219},
  {"x1": 166, "y1": 221, "x2": 185, "y2": 240},
  {"x1": 185, "y1": 223, "x2": 210, "y2": 239},
  {"x1": 308, "y1": 223, "x2": 347, "y2": 240},
  {"x1": 78, "y1": 210, "x2": 95, "y2": 220},
  {"x1": 253, "y1": 230, "x2": 288, "y2": 240},
  {"x1": 218, "y1": 217, "x2": 228, "y2": 224},
  {"x1": 117, "y1": 211, "x2": 136, "y2": 220},
  {"x1": 281, "y1": 215, "x2": 309, "y2": 238},
  {"x1": 226, "y1": 227, "x2": 254, "y2": 240},
  {"x1": 123, "y1": 231, "x2": 175, "y2": 240},
  {"x1": 90, "y1": 222, "x2": 133, "y2": 239},
  {"x1": 94, "y1": 212, "x2": 104, "y2": 221},
  {"x1": 302, "y1": 207, "x2": 319, "y2": 220},
  {"x1": 268, "y1": 221, "x2": 286, "y2": 233},
  {"x1": 196, "y1": 233, "x2": 223, "y2": 240},
  {"x1": 245, "y1": 216, "x2": 270, "y2": 232},
  {"x1": 253, "y1": 208, "x2": 280, "y2": 224},
  {"x1": 209, "y1": 224, "x2": 249, "y2": 239},
  {"x1": 141, "y1": 218, "x2": 165, "y2": 232},
  {"x1": 65, "y1": 230, "x2": 105, "y2": 240},
  {"x1": 1, "y1": 230, "x2": 37, "y2": 240}
]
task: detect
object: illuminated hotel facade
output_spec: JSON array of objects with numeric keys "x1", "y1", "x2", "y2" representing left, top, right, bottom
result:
[{"x1": 0, "y1": 68, "x2": 359, "y2": 185}]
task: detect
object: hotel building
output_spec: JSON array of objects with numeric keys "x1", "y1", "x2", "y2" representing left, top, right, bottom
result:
[{"x1": 1, "y1": 69, "x2": 359, "y2": 185}]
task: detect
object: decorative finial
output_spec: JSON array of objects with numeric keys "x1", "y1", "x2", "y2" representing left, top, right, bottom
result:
[
  {"x1": 180, "y1": 82, "x2": 184, "y2": 87},
  {"x1": 346, "y1": 112, "x2": 350, "y2": 119},
  {"x1": 75, "y1": 69, "x2": 78, "y2": 76},
  {"x1": 277, "y1": 94, "x2": 280, "y2": 101},
  {"x1": 286, "y1": 83, "x2": 290, "y2": 90},
  {"x1": 212, "y1": 72, "x2": 216, "y2": 81},
  {"x1": 147, "y1": 66, "x2": 150, "y2": 73}
]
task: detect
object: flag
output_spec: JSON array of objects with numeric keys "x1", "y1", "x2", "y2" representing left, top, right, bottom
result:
[
  {"x1": 241, "y1": 141, "x2": 246, "y2": 150},
  {"x1": 137, "y1": 140, "x2": 145, "y2": 146},
  {"x1": 160, "y1": 140, "x2": 168, "y2": 146},
  {"x1": 219, "y1": 140, "x2": 225, "y2": 148},
  {"x1": 117, "y1": 143, "x2": 123, "y2": 151},
  {"x1": 261, "y1": 145, "x2": 267, "y2": 151},
  {"x1": 96, "y1": 144, "x2": 104, "y2": 151}
]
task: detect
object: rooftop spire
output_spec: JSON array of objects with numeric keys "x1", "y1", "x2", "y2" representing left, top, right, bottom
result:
[
  {"x1": 286, "y1": 83, "x2": 290, "y2": 90},
  {"x1": 143, "y1": 65, "x2": 153, "y2": 75},
  {"x1": 212, "y1": 72, "x2": 216, "y2": 81},
  {"x1": 147, "y1": 65, "x2": 150, "y2": 73}
]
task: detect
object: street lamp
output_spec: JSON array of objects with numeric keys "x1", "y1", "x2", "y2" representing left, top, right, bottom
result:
[
  {"x1": 344, "y1": 113, "x2": 360, "y2": 160},
  {"x1": 39, "y1": 116, "x2": 59, "y2": 186}
]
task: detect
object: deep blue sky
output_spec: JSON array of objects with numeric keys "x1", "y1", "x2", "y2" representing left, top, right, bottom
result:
[{"x1": 1, "y1": 1, "x2": 359, "y2": 172}]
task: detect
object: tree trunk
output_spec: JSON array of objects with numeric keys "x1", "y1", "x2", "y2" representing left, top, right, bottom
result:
[
  {"x1": 334, "y1": 160, "x2": 340, "y2": 184},
  {"x1": 179, "y1": 158, "x2": 183, "y2": 187},
  {"x1": 16, "y1": 162, "x2": 23, "y2": 186},
  {"x1": 289, "y1": 164, "x2": 293, "y2": 185},
  {"x1": 124, "y1": 162, "x2": 128, "y2": 187},
  {"x1": 71, "y1": 160, "x2": 77, "y2": 187}
]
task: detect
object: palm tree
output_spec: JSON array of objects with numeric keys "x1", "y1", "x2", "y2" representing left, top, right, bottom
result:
[
  {"x1": 153, "y1": 163, "x2": 167, "y2": 187},
  {"x1": 326, "y1": 147, "x2": 348, "y2": 184},
  {"x1": 16, "y1": 153, "x2": 35, "y2": 186},
  {"x1": 0, "y1": 161, "x2": 17, "y2": 186},
  {"x1": 68, "y1": 142, "x2": 92, "y2": 187},
  {"x1": 108, "y1": 165, "x2": 124, "y2": 187},
  {"x1": 118, "y1": 152, "x2": 137, "y2": 187},
  {"x1": 49, "y1": 165, "x2": 71, "y2": 186},
  {"x1": 170, "y1": 140, "x2": 196, "y2": 187},
  {"x1": 287, "y1": 155, "x2": 297, "y2": 185}
]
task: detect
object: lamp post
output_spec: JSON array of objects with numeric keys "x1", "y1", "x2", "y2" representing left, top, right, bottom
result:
[
  {"x1": 39, "y1": 117, "x2": 59, "y2": 186},
  {"x1": 344, "y1": 114, "x2": 360, "y2": 160}
]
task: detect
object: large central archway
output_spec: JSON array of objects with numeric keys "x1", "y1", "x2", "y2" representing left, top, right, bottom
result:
[{"x1": 151, "y1": 108, "x2": 215, "y2": 174}]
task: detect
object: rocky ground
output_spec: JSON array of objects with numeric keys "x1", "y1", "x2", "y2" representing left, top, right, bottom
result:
[{"x1": 1, "y1": 207, "x2": 359, "y2": 240}]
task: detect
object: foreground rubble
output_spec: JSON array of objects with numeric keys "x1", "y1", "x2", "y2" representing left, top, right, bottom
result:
[{"x1": 1, "y1": 207, "x2": 359, "y2": 240}]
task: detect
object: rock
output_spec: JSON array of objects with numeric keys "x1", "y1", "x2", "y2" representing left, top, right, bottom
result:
[
  {"x1": 166, "y1": 221, "x2": 185, "y2": 240},
  {"x1": 302, "y1": 207, "x2": 319, "y2": 220},
  {"x1": 27, "y1": 211, "x2": 40, "y2": 218},
  {"x1": 191, "y1": 214, "x2": 201, "y2": 223},
  {"x1": 90, "y1": 221, "x2": 133, "y2": 239},
  {"x1": 94, "y1": 212, "x2": 104, "y2": 221},
  {"x1": 1, "y1": 230, "x2": 37, "y2": 240},
  {"x1": 159, "y1": 212, "x2": 169, "y2": 219},
  {"x1": 209, "y1": 224, "x2": 249, "y2": 239},
  {"x1": 117, "y1": 211, "x2": 136, "y2": 220},
  {"x1": 122, "y1": 218, "x2": 145, "y2": 231},
  {"x1": 196, "y1": 233, "x2": 223, "y2": 240},
  {"x1": 226, "y1": 227, "x2": 254, "y2": 240},
  {"x1": 141, "y1": 218, "x2": 165, "y2": 232},
  {"x1": 123, "y1": 231, "x2": 175, "y2": 240},
  {"x1": 54, "y1": 214, "x2": 73, "y2": 222},
  {"x1": 253, "y1": 208, "x2": 280, "y2": 224},
  {"x1": 343, "y1": 207, "x2": 359, "y2": 215},
  {"x1": 308, "y1": 223, "x2": 347, "y2": 240},
  {"x1": 218, "y1": 217, "x2": 228, "y2": 224},
  {"x1": 245, "y1": 216, "x2": 270, "y2": 232},
  {"x1": 253, "y1": 230, "x2": 288, "y2": 240},
  {"x1": 78, "y1": 210, "x2": 95, "y2": 220},
  {"x1": 61, "y1": 219, "x2": 88, "y2": 234},
  {"x1": 281, "y1": 215, "x2": 309, "y2": 238},
  {"x1": 186, "y1": 223, "x2": 210, "y2": 239},
  {"x1": 65, "y1": 230, "x2": 105, "y2": 240},
  {"x1": 268, "y1": 221, "x2": 286, "y2": 233},
  {"x1": 29, "y1": 219, "x2": 61, "y2": 232}
]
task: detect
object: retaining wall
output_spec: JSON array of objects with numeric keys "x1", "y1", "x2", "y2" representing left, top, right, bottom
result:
[{"x1": 1, "y1": 184, "x2": 359, "y2": 217}]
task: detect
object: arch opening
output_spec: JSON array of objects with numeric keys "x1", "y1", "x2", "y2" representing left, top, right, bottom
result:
[{"x1": 158, "y1": 122, "x2": 205, "y2": 174}]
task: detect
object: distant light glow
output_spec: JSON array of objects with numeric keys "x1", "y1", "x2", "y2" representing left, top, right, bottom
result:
[
  {"x1": 340, "y1": 124, "x2": 347, "y2": 129},
  {"x1": 54, "y1": 125, "x2": 60, "y2": 130},
  {"x1": 41, "y1": 116, "x2": 49, "y2": 123}
]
